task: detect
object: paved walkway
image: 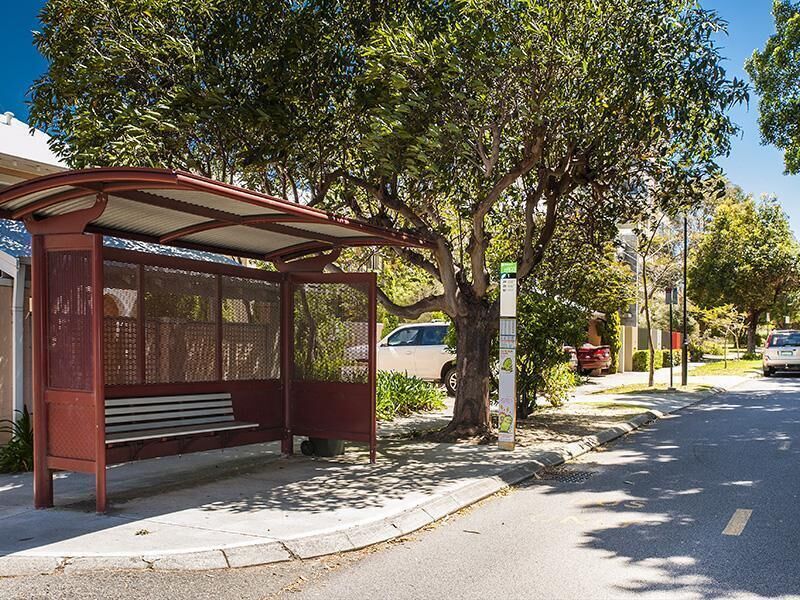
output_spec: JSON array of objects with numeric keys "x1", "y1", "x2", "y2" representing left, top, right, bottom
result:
[{"x1": 0, "y1": 369, "x2": 754, "y2": 575}]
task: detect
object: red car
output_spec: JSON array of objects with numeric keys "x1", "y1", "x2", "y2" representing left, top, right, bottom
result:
[{"x1": 577, "y1": 344, "x2": 612, "y2": 375}]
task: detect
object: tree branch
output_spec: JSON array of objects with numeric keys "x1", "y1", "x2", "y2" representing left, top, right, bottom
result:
[
  {"x1": 469, "y1": 134, "x2": 545, "y2": 297},
  {"x1": 376, "y1": 289, "x2": 448, "y2": 319}
]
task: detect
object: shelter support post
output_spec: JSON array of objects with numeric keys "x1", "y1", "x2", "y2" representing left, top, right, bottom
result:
[
  {"x1": 281, "y1": 276, "x2": 293, "y2": 455},
  {"x1": 91, "y1": 235, "x2": 107, "y2": 513},
  {"x1": 368, "y1": 276, "x2": 377, "y2": 464},
  {"x1": 31, "y1": 235, "x2": 52, "y2": 508}
]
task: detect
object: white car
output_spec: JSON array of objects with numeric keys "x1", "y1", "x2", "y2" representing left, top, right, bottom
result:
[
  {"x1": 378, "y1": 323, "x2": 458, "y2": 395},
  {"x1": 763, "y1": 329, "x2": 800, "y2": 376}
]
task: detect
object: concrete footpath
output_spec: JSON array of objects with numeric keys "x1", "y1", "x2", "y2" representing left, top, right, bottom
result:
[{"x1": 0, "y1": 370, "x2": 753, "y2": 576}]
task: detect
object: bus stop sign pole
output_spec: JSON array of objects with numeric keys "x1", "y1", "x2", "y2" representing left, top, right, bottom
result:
[{"x1": 498, "y1": 262, "x2": 517, "y2": 451}]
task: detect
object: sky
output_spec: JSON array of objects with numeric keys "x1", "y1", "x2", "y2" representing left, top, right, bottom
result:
[{"x1": 1, "y1": 1, "x2": 798, "y2": 232}]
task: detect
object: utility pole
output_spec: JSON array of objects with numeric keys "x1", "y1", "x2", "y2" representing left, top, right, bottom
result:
[{"x1": 681, "y1": 213, "x2": 689, "y2": 386}]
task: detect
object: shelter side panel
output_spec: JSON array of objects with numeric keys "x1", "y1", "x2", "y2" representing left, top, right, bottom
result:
[
  {"x1": 290, "y1": 381, "x2": 372, "y2": 441},
  {"x1": 45, "y1": 391, "x2": 96, "y2": 461}
]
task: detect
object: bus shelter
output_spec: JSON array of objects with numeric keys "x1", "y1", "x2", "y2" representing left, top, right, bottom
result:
[{"x1": 0, "y1": 168, "x2": 431, "y2": 512}]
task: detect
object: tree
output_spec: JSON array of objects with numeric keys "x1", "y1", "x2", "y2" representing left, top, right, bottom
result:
[
  {"x1": 697, "y1": 305, "x2": 746, "y2": 367},
  {"x1": 746, "y1": 1, "x2": 800, "y2": 174},
  {"x1": 689, "y1": 194, "x2": 800, "y2": 352},
  {"x1": 31, "y1": 0, "x2": 747, "y2": 437}
]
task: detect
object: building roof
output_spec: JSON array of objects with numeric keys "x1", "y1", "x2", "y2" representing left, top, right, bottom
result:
[
  {"x1": 0, "y1": 113, "x2": 65, "y2": 185},
  {"x1": 0, "y1": 167, "x2": 432, "y2": 262}
]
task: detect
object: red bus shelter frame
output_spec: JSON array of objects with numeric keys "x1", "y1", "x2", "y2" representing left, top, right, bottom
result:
[{"x1": 0, "y1": 168, "x2": 425, "y2": 513}]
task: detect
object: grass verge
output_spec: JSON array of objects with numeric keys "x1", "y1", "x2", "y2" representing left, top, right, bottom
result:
[
  {"x1": 590, "y1": 383, "x2": 713, "y2": 396},
  {"x1": 689, "y1": 359, "x2": 761, "y2": 377}
]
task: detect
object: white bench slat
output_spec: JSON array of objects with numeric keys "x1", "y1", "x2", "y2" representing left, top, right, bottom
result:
[
  {"x1": 106, "y1": 422, "x2": 257, "y2": 444},
  {"x1": 106, "y1": 400, "x2": 233, "y2": 416},
  {"x1": 106, "y1": 414, "x2": 236, "y2": 434},
  {"x1": 105, "y1": 393, "x2": 231, "y2": 408},
  {"x1": 104, "y1": 392, "x2": 258, "y2": 444},
  {"x1": 106, "y1": 407, "x2": 233, "y2": 425}
]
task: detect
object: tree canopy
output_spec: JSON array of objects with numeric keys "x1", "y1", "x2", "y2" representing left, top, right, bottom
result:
[
  {"x1": 31, "y1": 0, "x2": 748, "y2": 435},
  {"x1": 747, "y1": 0, "x2": 800, "y2": 174},
  {"x1": 689, "y1": 191, "x2": 800, "y2": 351}
]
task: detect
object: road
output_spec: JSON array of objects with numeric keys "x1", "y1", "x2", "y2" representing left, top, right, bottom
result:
[
  {"x1": 2, "y1": 376, "x2": 798, "y2": 600},
  {"x1": 288, "y1": 376, "x2": 800, "y2": 600}
]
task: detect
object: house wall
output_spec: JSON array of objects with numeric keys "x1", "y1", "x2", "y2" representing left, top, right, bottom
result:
[
  {"x1": 0, "y1": 284, "x2": 11, "y2": 443},
  {"x1": 587, "y1": 319, "x2": 603, "y2": 346},
  {"x1": 0, "y1": 279, "x2": 31, "y2": 444}
]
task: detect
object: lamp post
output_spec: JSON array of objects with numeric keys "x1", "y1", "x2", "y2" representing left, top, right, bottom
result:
[
  {"x1": 667, "y1": 287, "x2": 676, "y2": 390},
  {"x1": 681, "y1": 213, "x2": 689, "y2": 386}
]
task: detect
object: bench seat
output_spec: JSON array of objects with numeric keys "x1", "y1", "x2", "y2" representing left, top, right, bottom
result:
[{"x1": 105, "y1": 392, "x2": 259, "y2": 445}]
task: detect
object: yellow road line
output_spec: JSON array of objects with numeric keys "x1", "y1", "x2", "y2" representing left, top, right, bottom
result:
[{"x1": 722, "y1": 509, "x2": 753, "y2": 536}]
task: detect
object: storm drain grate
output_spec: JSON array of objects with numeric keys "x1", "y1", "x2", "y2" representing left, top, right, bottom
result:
[{"x1": 531, "y1": 467, "x2": 597, "y2": 484}]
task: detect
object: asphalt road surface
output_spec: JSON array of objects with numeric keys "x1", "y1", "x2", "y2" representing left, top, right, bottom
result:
[{"x1": 2, "y1": 376, "x2": 799, "y2": 600}]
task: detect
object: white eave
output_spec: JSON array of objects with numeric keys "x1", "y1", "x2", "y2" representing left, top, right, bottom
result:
[{"x1": 0, "y1": 112, "x2": 65, "y2": 185}]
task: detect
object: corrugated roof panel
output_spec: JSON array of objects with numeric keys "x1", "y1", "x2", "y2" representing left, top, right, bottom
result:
[
  {"x1": 279, "y1": 221, "x2": 377, "y2": 239},
  {"x1": 153, "y1": 188, "x2": 276, "y2": 217},
  {"x1": 0, "y1": 218, "x2": 236, "y2": 264},
  {"x1": 37, "y1": 196, "x2": 96, "y2": 216},
  {"x1": 95, "y1": 197, "x2": 206, "y2": 238},
  {"x1": 183, "y1": 225, "x2": 306, "y2": 254},
  {"x1": 0, "y1": 168, "x2": 432, "y2": 260},
  {"x1": 0, "y1": 185, "x2": 76, "y2": 212}
]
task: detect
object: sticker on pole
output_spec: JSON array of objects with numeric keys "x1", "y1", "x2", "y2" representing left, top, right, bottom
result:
[{"x1": 497, "y1": 348, "x2": 516, "y2": 444}]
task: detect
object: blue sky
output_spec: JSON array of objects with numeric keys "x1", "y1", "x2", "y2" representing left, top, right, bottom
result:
[{"x1": 1, "y1": 1, "x2": 798, "y2": 231}]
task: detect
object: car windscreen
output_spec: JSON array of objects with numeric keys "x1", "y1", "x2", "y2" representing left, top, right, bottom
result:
[{"x1": 768, "y1": 332, "x2": 800, "y2": 347}]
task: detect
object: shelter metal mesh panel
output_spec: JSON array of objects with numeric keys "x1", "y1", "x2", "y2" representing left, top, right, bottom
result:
[
  {"x1": 293, "y1": 282, "x2": 369, "y2": 383},
  {"x1": 103, "y1": 261, "x2": 139, "y2": 385},
  {"x1": 221, "y1": 276, "x2": 280, "y2": 381},
  {"x1": 144, "y1": 265, "x2": 218, "y2": 384},
  {"x1": 46, "y1": 250, "x2": 93, "y2": 390}
]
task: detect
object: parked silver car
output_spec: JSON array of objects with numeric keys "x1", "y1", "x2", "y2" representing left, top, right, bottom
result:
[{"x1": 763, "y1": 330, "x2": 800, "y2": 376}]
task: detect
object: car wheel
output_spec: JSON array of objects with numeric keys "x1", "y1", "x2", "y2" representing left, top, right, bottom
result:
[{"x1": 444, "y1": 366, "x2": 458, "y2": 396}]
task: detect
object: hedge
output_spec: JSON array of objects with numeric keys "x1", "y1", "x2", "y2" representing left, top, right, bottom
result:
[
  {"x1": 661, "y1": 349, "x2": 682, "y2": 367},
  {"x1": 632, "y1": 349, "x2": 664, "y2": 372}
]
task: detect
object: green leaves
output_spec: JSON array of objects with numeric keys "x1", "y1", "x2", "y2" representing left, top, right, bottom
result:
[
  {"x1": 0, "y1": 408, "x2": 33, "y2": 473},
  {"x1": 689, "y1": 191, "x2": 800, "y2": 317},
  {"x1": 376, "y1": 371, "x2": 446, "y2": 421},
  {"x1": 746, "y1": 0, "x2": 800, "y2": 174}
]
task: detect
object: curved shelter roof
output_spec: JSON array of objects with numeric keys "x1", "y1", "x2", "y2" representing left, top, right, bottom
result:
[{"x1": 0, "y1": 167, "x2": 432, "y2": 261}]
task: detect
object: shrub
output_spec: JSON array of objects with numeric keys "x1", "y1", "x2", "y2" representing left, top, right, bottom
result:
[
  {"x1": 542, "y1": 362, "x2": 578, "y2": 408},
  {"x1": 661, "y1": 349, "x2": 682, "y2": 367},
  {"x1": 632, "y1": 349, "x2": 664, "y2": 372},
  {"x1": 0, "y1": 407, "x2": 33, "y2": 473},
  {"x1": 376, "y1": 371, "x2": 446, "y2": 421},
  {"x1": 741, "y1": 352, "x2": 760, "y2": 360},
  {"x1": 689, "y1": 343, "x2": 704, "y2": 362},
  {"x1": 702, "y1": 341, "x2": 724, "y2": 356}
]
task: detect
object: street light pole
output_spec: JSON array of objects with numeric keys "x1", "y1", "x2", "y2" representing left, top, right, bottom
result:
[
  {"x1": 669, "y1": 289, "x2": 674, "y2": 390},
  {"x1": 681, "y1": 213, "x2": 689, "y2": 386}
]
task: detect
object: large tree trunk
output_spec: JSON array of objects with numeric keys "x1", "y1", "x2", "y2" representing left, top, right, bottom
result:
[
  {"x1": 746, "y1": 310, "x2": 760, "y2": 354},
  {"x1": 444, "y1": 304, "x2": 495, "y2": 437}
]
